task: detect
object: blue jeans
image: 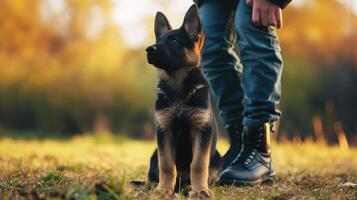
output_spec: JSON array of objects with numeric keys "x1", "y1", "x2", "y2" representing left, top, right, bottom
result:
[{"x1": 199, "y1": 0, "x2": 283, "y2": 127}]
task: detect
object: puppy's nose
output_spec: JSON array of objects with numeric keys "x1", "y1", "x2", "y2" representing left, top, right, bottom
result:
[{"x1": 146, "y1": 45, "x2": 157, "y2": 53}]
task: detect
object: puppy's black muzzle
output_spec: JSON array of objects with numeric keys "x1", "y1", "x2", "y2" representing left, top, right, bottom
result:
[
  {"x1": 146, "y1": 45, "x2": 157, "y2": 53},
  {"x1": 146, "y1": 45, "x2": 157, "y2": 65}
]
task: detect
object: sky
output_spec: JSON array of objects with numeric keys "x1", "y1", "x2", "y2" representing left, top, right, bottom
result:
[
  {"x1": 112, "y1": 0, "x2": 192, "y2": 47},
  {"x1": 112, "y1": 0, "x2": 357, "y2": 48}
]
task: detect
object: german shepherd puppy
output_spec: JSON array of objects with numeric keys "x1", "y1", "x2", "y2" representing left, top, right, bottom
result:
[{"x1": 146, "y1": 5, "x2": 221, "y2": 198}]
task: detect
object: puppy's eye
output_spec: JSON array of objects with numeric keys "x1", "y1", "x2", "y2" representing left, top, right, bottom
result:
[{"x1": 169, "y1": 37, "x2": 178, "y2": 43}]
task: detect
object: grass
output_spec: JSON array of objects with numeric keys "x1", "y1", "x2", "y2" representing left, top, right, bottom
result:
[{"x1": 0, "y1": 132, "x2": 356, "y2": 199}]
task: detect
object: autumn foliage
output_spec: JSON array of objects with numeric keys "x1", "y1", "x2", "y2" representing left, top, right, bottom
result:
[{"x1": 0, "y1": 0, "x2": 356, "y2": 144}]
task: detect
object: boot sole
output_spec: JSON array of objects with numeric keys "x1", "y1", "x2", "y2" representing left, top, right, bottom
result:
[{"x1": 218, "y1": 171, "x2": 276, "y2": 186}]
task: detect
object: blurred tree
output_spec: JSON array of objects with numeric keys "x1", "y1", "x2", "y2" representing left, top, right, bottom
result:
[
  {"x1": 0, "y1": 0, "x2": 156, "y2": 134},
  {"x1": 278, "y1": 0, "x2": 357, "y2": 143},
  {"x1": 0, "y1": 0, "x2": 356, "y2": 144}
]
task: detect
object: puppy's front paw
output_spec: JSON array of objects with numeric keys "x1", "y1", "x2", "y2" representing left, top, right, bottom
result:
[
  {"x1": 188, "y1": 188, "x2": 212, "y2": 199},
  {"x1": 153, "y1": 186, "x2": 175, "y2": 199}
]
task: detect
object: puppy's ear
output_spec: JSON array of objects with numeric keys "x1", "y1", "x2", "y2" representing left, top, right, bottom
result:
[
  {"x1": 182, "y1": 4, "x2": 202, "y2": 41},
  {"x1": 154, "y1": 12, "x2": 172, "y2": 41}
]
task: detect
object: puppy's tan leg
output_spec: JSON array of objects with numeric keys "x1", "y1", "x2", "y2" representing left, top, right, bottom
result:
[
  {"x1": 155, "y1": 129, "x2": 176, "y2": 196},
  {"x1": 189, "y1": 126, "x2": 212, "y2": 199}
]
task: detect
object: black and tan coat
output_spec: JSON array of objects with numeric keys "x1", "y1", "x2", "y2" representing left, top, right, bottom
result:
[{"x1": 146, "y1": 5, "x2": 221, "y2": 198}]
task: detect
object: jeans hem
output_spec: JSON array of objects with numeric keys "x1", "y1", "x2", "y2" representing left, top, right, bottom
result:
[{"x1": 242, "y1": 117, "x2": 279, "y2": 127}]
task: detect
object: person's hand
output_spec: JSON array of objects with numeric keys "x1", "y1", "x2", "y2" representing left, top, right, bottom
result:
[{"x1": 246, "y1": 0, "x2": 283, "y2": 29}]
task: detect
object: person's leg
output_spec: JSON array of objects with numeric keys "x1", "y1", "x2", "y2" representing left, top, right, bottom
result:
[
  {"x1": 237, "y1": 1, "x2": 283, "y2": 126},
  {"x1": 199, "y1": 0, "x2": 243, "y2": 128},
  {"x1": 199, "y1": 0, "x2": 244, "y2": 169},
  {"x1": 219, "y1": 0, "x2": 283, "y2": 185}
]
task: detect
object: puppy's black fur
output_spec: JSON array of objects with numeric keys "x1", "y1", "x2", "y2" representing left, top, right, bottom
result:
[{"x1": 146, "y1": 5, "x2": 221, "y2": 195}]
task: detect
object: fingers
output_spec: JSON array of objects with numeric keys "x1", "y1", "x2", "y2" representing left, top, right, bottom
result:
[
  {"x1": 246, "y1": 0, "x2": 253, "y2": 6},
  {"x1": 252, "y1": 3, "x2": 261, "y2": 27},
  {"x1": 268, "y1": 10, "x2": 277, "y2": 27},
  {"x1": 251, "y1": 0, "x2": 283, "y2": 28},
  {"x1": 275, "y1": 9, "x2": 283, "y2": 28},
  {"x1": 253, "y1": 8, "x2": 282, "y2": 28},
  {"x1": 260, "y1": 8, "x2": 269, "y2": 27}
]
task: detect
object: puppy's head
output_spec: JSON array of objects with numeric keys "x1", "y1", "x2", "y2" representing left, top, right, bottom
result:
[{"x1": 146, "y1": 5, "x2": 204, "y2": 72}]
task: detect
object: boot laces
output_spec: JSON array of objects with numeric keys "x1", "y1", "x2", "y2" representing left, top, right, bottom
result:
[
  {"x1": 226, "y1": 124, "x2": 243, "y2": 145},
  {"x1": 233, "y1": 127, "x2": 264, "y2": 165},
  {"x1": 244, "y1": 151, "x2": 256, "y2": 165}
]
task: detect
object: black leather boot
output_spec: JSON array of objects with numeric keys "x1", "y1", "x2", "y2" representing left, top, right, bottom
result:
[
  {"x1": 219, "y1": 123, "x2": 275, "y2": 185},
  {"x1": 222, "y1": 124, "x2": 243, "y2": 170}
]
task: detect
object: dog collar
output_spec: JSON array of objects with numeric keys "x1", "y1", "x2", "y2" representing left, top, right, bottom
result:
[
  {"x1": 156, "y1": 87, "x2": 167, "y2": 98},
  {"x1": 156, "y1": 84, "x2": 207, "y2": 102},
  {"x1": 185, "y1": 84, "x2": 207, "y2": 102}
]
